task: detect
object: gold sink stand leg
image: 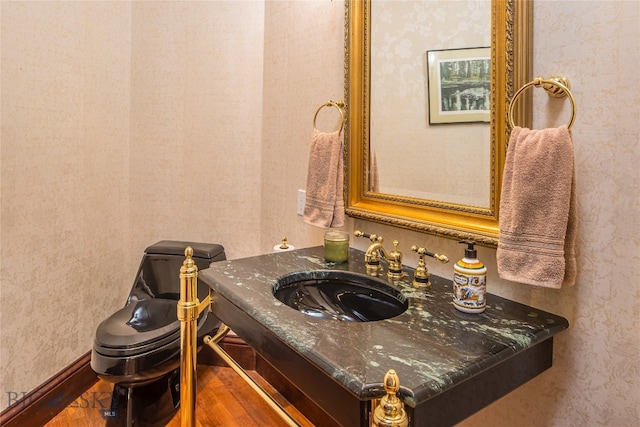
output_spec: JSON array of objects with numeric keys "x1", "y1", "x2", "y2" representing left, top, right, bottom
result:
[
  {"x1": 177, "y1": 246, "x2": 301, "y2": 427},
  {"x1": 371, "y1": 370, "x2": 409, "y2": 427},
  {"x1": 177, "y1": 246, "x2": 210, "y2": 427}
]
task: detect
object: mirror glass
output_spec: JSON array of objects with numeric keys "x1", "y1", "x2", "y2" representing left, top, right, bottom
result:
[
  {"x1": 371, "y1": 1, "x2": 490, "y2": 206},
  {"x1": 345, "y1": 0, "x2": 532, "y2": 247}
]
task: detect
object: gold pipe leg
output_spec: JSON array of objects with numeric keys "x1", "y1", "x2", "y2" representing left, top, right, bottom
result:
[
  {"x1": 179, "y1": 313, "x2": 197, "y2": 427},
  {"x1": 177, "y1": 246, "x2": 201, "y2": 427}
]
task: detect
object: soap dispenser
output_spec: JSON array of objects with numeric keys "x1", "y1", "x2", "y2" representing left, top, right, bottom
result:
[{"x1": 453, "y1": 241, "x2": 487, "y2": 313}]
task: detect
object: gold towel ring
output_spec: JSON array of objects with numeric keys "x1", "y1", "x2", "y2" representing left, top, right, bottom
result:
[
  {"x1": 313, "y1": 100, "x2": 346, "y2": 134},
  {"x1": 508, "y1": 76, "x2": 577, "y2": 130}
]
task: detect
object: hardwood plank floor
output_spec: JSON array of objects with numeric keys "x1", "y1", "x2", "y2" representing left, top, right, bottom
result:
[{"x1": 45, "y1": 366, "x2": 314, "y2": 427}]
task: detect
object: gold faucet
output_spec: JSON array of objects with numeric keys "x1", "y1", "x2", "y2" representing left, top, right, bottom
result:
[
  {"x1": 411, "y1": 245, "x2": 449, "y2": 289},
  {"x1": 354, "y1": 230, "x2": 404, "y2": 280}
]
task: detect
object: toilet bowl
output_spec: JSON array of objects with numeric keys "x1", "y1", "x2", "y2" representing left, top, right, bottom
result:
[{"x1": 91, "y1": 240, "x2": 226, "y2": 426}]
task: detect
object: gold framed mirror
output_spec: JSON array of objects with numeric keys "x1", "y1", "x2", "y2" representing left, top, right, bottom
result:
[{"x1": 344, "y1": 0, "x2": 532, "y2": 248}]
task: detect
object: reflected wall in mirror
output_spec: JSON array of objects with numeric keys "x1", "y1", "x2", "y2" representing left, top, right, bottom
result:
[{"x1": 345, "y1": 0, "x2": 532, "y2": 248}]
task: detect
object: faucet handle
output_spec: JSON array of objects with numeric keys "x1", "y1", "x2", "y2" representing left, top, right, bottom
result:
[
  {"x1": 411, "y1": 246, "x2": 449, "y2": 263},
  {"x1": 410, "y1": 246, "x2": 449, "y2": 289},
  {"x1": 354, "y1": 230, "x2": 383, "y2": 243}
]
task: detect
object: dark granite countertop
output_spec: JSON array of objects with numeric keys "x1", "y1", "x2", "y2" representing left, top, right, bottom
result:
[{"x1": 199, "y1": 246, "x2": 568, "y2": 408}]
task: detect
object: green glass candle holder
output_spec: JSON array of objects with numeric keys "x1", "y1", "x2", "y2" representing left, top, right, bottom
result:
[{"x1": 324, "y1": 230, "x2": 349, "y2": 263}]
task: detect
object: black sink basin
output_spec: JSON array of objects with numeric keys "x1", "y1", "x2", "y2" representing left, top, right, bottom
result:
[{"x1": 272, "y1": 270, "x2": 408, "y2": 322}]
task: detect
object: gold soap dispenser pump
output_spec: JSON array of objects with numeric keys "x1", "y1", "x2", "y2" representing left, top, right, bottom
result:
[{"x1": 452, "y1": 240, "x2": 487, "y2": 313}]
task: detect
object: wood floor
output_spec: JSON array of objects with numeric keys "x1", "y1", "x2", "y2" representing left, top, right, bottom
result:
[{"x1": 44, "y1": 366, "x2": 314, "y2": 427}]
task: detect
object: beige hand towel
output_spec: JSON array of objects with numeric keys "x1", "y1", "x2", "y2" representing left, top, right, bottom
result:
[
  {"x1": 303, "y1": 129, "x2": 345, "y2": 229},
  {"x1": 497, "y1": 125, "x2": 577, "y2": 288}
]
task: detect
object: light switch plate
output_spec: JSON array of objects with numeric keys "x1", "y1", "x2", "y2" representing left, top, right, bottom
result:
[{"x1": 297, "y1": 189, "x2": 306, "y2": 215}]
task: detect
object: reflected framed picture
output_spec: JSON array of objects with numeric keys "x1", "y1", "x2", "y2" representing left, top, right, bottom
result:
[{"x1": 427, "y1": 47, "x2": 491, "y2": 124}]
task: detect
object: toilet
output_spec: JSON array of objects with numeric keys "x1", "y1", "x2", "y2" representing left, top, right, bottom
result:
[{"x1": 91, "y1": 240, "x2": 226, "y2": 426}]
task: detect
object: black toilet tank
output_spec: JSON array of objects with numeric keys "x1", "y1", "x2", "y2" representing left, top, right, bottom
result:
[{"x1": 131, "y1": 240, "x2": 226, "y2": 301}]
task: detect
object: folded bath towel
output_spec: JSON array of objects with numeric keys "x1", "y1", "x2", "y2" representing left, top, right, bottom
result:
[
  {"x1": 303, "y1": 129, "x2": 345, "y2": 228},
  {"x1": 497, "y1": 125, "x2": 577, "y2": 288}
]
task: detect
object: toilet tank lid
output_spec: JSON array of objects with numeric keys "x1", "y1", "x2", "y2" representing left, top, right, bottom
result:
[{"x1": 145, "y1": 240, "x2": 225, "y2": 260}]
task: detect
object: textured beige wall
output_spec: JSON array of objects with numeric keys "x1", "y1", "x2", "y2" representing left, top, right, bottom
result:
[
  {"x1": 1, "y1": 1, "x2": 639, "y2": 425},
  {"x1": 1, "y1": 0, "x2": 132, "y2": 409},
  {"x1": 0, "y1": 0, "x2": 265, "y2": 411},
  {"x1": 259, "y1": 0, "x2": 346, "y2": 252},
  {"x1": 129, "y1": 1, "x2": 265, "y2": 259}
]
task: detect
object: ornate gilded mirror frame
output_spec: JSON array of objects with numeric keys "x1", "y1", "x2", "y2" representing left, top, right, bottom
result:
[{"x1": 344, "y1": 0, "x2": 532, "y2": 248}]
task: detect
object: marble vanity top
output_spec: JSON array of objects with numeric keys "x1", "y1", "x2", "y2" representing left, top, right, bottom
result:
[{"x1": 199, "y1": 246, "x2": 568, "y2": 409}]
